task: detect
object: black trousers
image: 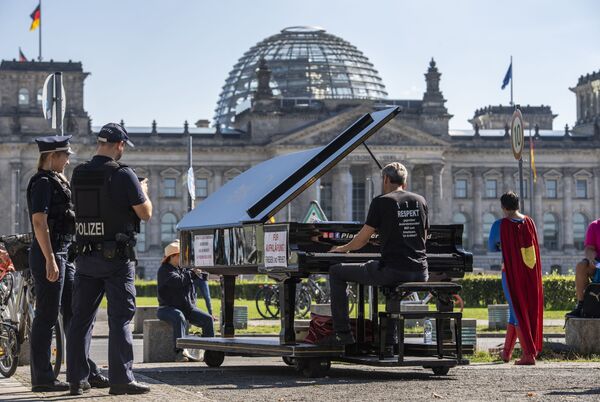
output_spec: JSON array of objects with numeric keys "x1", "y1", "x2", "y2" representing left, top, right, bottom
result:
[
  {"x1": 62, "y1": 260, "x2": 100, "y2": 378},
  {"x1": 29, "y1": 240, "x2": 66, "y2": 386},
  {"x1": 67, "y1": 254, "x2": 136, "y2": 385},
  {"x1": 329, "y1": 260, "x2": 428, "y2": 334}
]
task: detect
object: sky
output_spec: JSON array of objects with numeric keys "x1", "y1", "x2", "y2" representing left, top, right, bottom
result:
[{"x1": 1, "y1": 0, "x2": 599, "y2": 130}]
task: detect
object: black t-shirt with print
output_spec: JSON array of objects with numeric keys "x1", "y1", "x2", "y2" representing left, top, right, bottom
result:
[{"x1": 365, "y1": 190, "x2": 429, "y2": 271}]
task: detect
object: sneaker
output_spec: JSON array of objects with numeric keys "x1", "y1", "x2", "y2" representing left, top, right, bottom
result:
[
  {"x1": 565, "y1": 306, "x2": 582, "y2": 318},
  {"x1": 316, "y1": 331, "x2": 356, "y2": 346},
  {"x1": 69, "y1": 381, "x2": 91, "y2": 396},
  {"x1": 88, "y1": 373, "x2": 110, "y2": 388},
  {"x1": 182, "y1": 348, "x2": 204, "y2": 362},
  {"x1": 108, "y1": 381, "x2": 150, "y2": 395},
  {"x1": 175, "y1": 350, "x2": 189, "y2": 362}
]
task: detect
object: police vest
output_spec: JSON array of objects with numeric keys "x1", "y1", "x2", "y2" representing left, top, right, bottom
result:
[
  {"x1": 26, "y1": 170, "x2": 76, "y2": 237},
  {"x1": 71, "y1": 159, "x2": 140, "y2": 245}
]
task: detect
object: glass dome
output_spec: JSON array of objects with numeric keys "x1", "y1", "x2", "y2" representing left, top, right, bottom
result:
[{"x1": 214, "y1": 26, "x2": 388, "y2": 126}]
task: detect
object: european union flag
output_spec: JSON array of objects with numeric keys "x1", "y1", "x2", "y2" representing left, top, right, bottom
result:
[{"x1": 501, "y1": 62, "x2": 512, "y2": 90}]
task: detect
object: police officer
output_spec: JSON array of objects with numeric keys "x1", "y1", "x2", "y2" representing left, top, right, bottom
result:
[
  {"x1": 66, "y1": 123, "x2": 152, "y2": 396},
  {"x1": 27, "y1": 136, "x2": 73, "y2": 392},
  {"x1": 27, "y1": 136, "x2": 109, "y2": 393}
]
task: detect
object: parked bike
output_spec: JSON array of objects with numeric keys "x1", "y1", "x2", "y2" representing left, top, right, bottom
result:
[{"x1": 0, "y1": 234, "x2": 64, "y2": 378}]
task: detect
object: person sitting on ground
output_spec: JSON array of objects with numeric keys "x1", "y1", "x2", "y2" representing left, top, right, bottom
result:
[
  {"x1": 322, "y1": 162, "x2": 429, "y2": 347},
  {"x1": 156, "y1": 239, "x2": 214, "y2": 362},
  {"x1": 488, "y1": 191, "x2": 543, "y2": 365},
  {"x1": 566, "y1": 218, "x2": 600, "y2": 318}
]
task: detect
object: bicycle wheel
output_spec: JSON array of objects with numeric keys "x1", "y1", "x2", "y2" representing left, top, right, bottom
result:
[
  {"x1": 51, "y1": 316, "x2": 64, "y2": 379},
  {"x1": 255, "y1": 287, "x2": 272, "y2": 319},
  {"x1": 0, "y1": 323, "x2": 19, "y2": 378},
  {"x1": 295, "y1": 288, "x2": 312, "y2": 318},
  {"x1": 264, "y1": 287, "x2": 280, "y2": 318}
]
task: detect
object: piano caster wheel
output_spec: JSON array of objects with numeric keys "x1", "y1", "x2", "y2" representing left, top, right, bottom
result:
[
  {"x1": 282, "y1": 356, "x2": 295, "y2": 366},
  {"x1": 430, "y1": 366, "x2": 450, "y2": 376},
  {"x1": 295, "y1": 357, "x2": 330, "y2": 378},
  {"x1": 204, "y1": 350, "x2": 225, "y2": 368}
]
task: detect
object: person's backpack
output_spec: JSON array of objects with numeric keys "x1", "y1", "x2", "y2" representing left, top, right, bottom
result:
[{"x1": 582, "y1": 283, "x2": 600, "y2": 318}]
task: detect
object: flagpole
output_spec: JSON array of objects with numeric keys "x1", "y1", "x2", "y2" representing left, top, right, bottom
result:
[
  {"x1": 529, "y1": 125, "x2": 534, "y2": 218},
  {"x1": 510, "y1": 56, "x2": 513, "y2": 106},
  {"x1": 38, "y1": 0, "x2": 42, "y2": 61}
]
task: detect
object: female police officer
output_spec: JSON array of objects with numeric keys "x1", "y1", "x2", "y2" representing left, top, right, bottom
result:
[{"x1": 27, "y1": 136, "x2": 107, "y2": 392}]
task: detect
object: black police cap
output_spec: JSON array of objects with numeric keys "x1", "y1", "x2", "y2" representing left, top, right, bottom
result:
[
  {"x1": 34, "y1": 135, "x2": 74, "y2": 154},
  {"x1": 97, "y1": 123, "x2": 134, "y2": 147}
]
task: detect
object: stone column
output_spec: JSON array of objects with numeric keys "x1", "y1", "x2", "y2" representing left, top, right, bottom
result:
[
  {"x1": 149, "y1": 167, "x2": 161, "y2": 248},
  {"x1": 594, "y1": 168, "x2": 600, "y2": 219},
  {"x1": 212, "y1": 168, "x2": 223, "y2": 193},
  {"x1": 473, "y1": 167, "x2": 484, "y2": 249},
  {"x1": 10, "y1": 162, "x2": 22, "y2": 233},
  {"x1": 502, "y1": 167, "x2": 514, "y2": 193},
  {"x1": 370, "y1": 165, "x2": 383, "y2": 199},
  {"x1": 331, "y1": 164, "x2": 352, "y2": 221},
  {"x1": 534, "y1": 175, "x2": 544, "y2": 247},
  {"x1": 563, "y1": 169, "x2": 574, "y2": 250},
  {"x1": 430, "y1": 164, "x2": 444, "y2": 225},
  {"x1": 295, "y1": 178, "x2": 320, "y2": 221}
]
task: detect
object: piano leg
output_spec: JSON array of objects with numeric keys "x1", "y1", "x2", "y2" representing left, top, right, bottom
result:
[
  {"x1": 279, "y1": 277, "x2": 300, "y2": 345},
  {"x1": 221, "y1": 275, "x2": 236, "y2": 338},
  {"x1": 355, "y1": 284, "x2": 365, "y2": 352},
  {"x1": 436, "y1": 292, "x2": 453, "y2": 344},
  {"x1": 371, "y1": 285, "x2": 379, "y2": 344}
]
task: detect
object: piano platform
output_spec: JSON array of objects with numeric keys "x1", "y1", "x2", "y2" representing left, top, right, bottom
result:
[{"x1": 176, "y1": 107, "x2": 472, "y2": 377}]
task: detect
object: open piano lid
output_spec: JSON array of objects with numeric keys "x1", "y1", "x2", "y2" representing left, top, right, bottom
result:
[{"x1": 177, "y1": 107, "x2": 399, "y2": 231}]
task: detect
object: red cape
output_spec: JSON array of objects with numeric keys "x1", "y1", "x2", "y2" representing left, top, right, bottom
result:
[{"x1": 500, "y1": 216, "x2": 544, "y2": 355}]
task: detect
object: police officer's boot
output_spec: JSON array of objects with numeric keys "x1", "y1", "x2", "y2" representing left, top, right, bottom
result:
[
  {"x1": 69, "y1": 381, "x2": 91, "y2": 396},
  {"x1": 108, "y1": 381, "x2": 151, "y2": 395}
]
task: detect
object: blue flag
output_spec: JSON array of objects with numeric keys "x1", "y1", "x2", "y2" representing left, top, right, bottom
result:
[{"x1": 501, "y1": 62, "x2": 512, "y2": 90}]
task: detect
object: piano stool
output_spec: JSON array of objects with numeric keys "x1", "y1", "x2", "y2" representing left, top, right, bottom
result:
[{"x1": 378, "y1": 282, "x2": 464, "y2": 364}]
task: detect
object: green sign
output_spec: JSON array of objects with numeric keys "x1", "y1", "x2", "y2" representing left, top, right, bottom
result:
[{"x1": 302, "y1": 200, "x2": 328, "y2": 223}]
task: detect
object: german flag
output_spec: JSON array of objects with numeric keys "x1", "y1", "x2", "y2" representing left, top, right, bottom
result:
[
  {"x1": 29, "y1": 4, "x2": 41, "y2": 31},
  {"x1": 18, "y1": 47, "x2": 27, "y2": 62}
]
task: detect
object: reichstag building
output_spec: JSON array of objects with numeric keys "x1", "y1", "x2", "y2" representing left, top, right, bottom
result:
[{"x1": 0, "y1": 26, "x2": 598, "y2": 278}]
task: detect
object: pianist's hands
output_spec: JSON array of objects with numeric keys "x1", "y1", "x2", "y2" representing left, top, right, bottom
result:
[{"x1": 330, "y1": 245, "x2": 347, "y2": 253}]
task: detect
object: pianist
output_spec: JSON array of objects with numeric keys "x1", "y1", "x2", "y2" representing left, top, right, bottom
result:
[
  {"x1": 156, "y1": 240, "x2": 215, "y2": 362},
  {"x1": 322, "y1": 162, "x2": 429, "y2": 346}
]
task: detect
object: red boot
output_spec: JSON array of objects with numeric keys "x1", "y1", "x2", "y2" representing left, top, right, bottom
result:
[
  {"x1": 499, "y1": 324, "x2": 517, "y2": 362},
  {"x1": 514, "y1": 326, "x2": 536, "y2": 365}
]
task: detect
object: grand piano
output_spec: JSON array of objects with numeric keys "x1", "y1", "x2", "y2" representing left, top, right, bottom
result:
[{"x1": 177, "y1": 107, "x2": 472, "y2": 374}]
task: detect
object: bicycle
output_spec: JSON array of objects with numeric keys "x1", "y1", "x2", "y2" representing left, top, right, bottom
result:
[{"x1": 0, "y1": 234, "x2": 64, "y2": 379}]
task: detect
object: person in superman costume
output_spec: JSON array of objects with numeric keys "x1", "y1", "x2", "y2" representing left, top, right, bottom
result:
[{"x1": 488, "y1": 191, "x2": 544, "y2": 365}]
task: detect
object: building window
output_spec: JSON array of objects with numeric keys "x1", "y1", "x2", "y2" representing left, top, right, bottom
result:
[
  {"x1": 162, "y1": 177, "x2": 176, "y2": 197},
  {"x1": 454, "y1": 179, "x2": 467, "y2": 198},
  {"x1": 543, "y1": 213, "x2": 559, "y2": 250},
  {"x1": 545, "y1": 179, "x2": 557, "y2": 198},
  {"x1": 352, "y1": 181, "x2": 366, "y2": 222},
  {"x1": 575, "y1": 179, "x2": 587, "y2": 199},
  {"x1": 320, "y1": 182, "x2": 332, "y2": 221},
  {"x1": 136, "y1": 221, "x2": 146, "y2": 252},
  {"x1": 161, "y1": 212, "x2": 178, "y2": 246},
  {"x1": 573, "y1": 213, "x2": 588, "y2": 250},
  {"x1": 482, "y1": 213, "x2": 496, "y2": 246},
  {"x1": 18, "y1": 88, "x2": 29, "y2": 106},
  {"x1": 195, "y1": 178, "x2": 208, "y2": 199},
  {"x1": 485, "y1": 179, "x2": 497, "y2": 198},
  {"x1": 452, "y1": 212, "x2": 469, "y2": 247}
]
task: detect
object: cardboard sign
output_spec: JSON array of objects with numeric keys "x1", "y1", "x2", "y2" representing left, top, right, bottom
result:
[
  {"x1": 264, "y1": 231, "x2": 287, "y2": 267},
  {"x1": 194, "y1": 234, "x2": 214, "y2": 267}
]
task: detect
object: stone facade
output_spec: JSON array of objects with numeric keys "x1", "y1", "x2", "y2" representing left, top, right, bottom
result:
[{"x1": 1, "y1": 58, "x2": 599, "y2": 278}]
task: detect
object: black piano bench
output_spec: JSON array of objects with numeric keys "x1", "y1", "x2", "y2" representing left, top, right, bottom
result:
[{"x1": 378, "y1": 282, "x2": 463, "y2": 363}]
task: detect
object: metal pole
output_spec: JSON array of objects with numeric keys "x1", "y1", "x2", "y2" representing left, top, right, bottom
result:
[
  {"x1": 188, "y1": 134, "x2": 193, "y2": 212},
  {"x1": 529, "y1": 127, "x2": 534, "y2": 218},
  {"x1": 510, "y1": 55, "x2": 513, "y2": 106},
  {"x1": 519, "y1": 158, "x2": 524, "y2": 213},
  {"x1": 38, "y1": 0, "x2": 42, "y2": 62},
  {"x1": 55, "y1": 72, "x2": 63, "y2": 135}
]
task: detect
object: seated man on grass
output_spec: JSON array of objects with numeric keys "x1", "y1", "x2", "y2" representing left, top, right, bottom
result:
[
  {"x1": 566, "y1": 218, "x2": 600, "y2": 318},
  {"x1": 156, "y1": 240, "x2": 214, "y2": 362}
]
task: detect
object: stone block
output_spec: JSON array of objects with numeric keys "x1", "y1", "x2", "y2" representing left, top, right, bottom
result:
[
  {"x1": 488, "y1": 304, "x2": 509, "y2": 330},
  {"x1": 566, "y1": 318, "x2": 600, "y2": 355},
  {"x1": 294, "y1": 319, "x2": 310, "y2": 341},
  {"x1": 18, "y1": 339, "x2": 30, "y2": 366},
  {"x1": 400, "y1": 304, "x2": 430, "y2": 328},
  {"x1": 311, "y1": 304, "x2": 331, "y2": 316},
  {"x1": 143, "y1": 319, "x2": 175, "y2": 363},
  {"x1": 134, "y1": 306, "x2": 159, "y2": 334}
]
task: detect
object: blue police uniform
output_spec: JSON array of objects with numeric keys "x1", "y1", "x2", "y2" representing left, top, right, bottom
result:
[
  {"x1": 27, "y1": 136, "x2": 74, "y2": 390},
  {"x1": 66, "y1": 123, "x2": 149, "y2": 393}
]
